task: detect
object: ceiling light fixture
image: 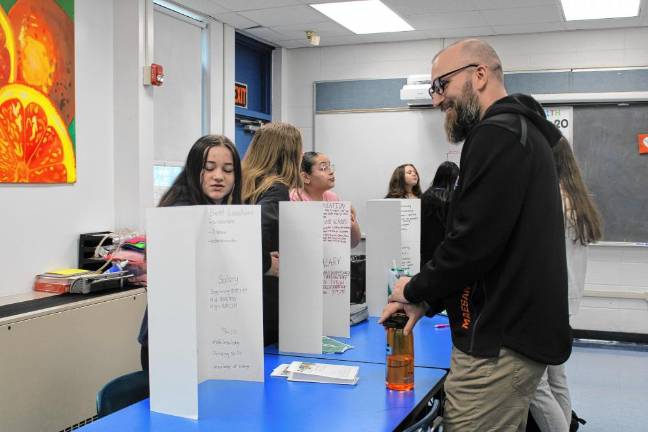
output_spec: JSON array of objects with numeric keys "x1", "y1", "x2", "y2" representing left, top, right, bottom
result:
[
  {"x1": 560, "y1": 0, "x2": 641, "y2": 21},
  {"x1": 310, "y1": 0, "x2": 413, "y2": 34}
]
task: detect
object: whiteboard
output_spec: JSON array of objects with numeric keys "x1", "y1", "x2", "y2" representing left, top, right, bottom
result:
[{"x1": 315, "y1": 110, "x2": 459, "y2": 227}]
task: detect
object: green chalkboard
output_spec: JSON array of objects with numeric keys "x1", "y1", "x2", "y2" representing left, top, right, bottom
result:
[{"x1": 573, "y1": 104, "x2": 648, "y2": 242}]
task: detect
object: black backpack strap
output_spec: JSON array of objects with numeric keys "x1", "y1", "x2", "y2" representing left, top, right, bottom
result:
[{"x1": 480, "y1": 113, "x2": 528, "y2": 147}]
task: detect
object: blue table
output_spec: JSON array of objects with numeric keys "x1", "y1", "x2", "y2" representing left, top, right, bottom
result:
[
  {"x1": 266, "y1": 315, "x2": 452, "y2": 370},
  {"x1": 79, "y1": 354, "x2": 446, "y2": 432}
]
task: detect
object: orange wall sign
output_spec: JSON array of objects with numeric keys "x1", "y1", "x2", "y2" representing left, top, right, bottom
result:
[
  {"x1": 639, "y1": 133, "x2": 648, "y2": 155},
  {"x1": 235, "y1": 82, "x2": 248, "y2": 108}
]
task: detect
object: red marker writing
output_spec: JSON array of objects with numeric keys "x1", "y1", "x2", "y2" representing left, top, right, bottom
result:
[{"x1": 434, "y1": 323, "x2": 450, "y2": 329}]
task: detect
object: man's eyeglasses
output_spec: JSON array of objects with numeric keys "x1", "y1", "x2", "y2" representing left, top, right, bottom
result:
[
  {"x1": 318, "y1": 162, "x2": 335, "y2": 173},
  {"x1": 428, "y1": 63, "x2": 480, "y2": 97}
]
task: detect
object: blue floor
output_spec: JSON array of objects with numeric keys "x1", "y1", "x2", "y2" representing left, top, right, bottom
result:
[{"x1": 566, "y1": 344, "x2": 648, "y2": 431}]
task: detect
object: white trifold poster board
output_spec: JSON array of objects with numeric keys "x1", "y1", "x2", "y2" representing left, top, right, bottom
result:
[
  {"x1": 366, "y1": 199, "x2": 421, "y2": 317},
  {"x1": 279, "y1": 201, "x2": 351, "y2": 354},
  {"x1": 146, "y1": 205, "x2": 264, "y2": 419}
]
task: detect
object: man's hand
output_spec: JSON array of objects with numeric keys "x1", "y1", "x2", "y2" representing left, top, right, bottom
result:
[
  {"x1": 388, "y1": 276, "x2": 411, "y2": 304},
  {"x1": 378, "y1": 301, "x2": 428, "y2": 336}
]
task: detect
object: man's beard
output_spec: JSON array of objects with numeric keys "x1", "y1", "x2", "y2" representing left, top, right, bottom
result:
[{"x1": 443, "y1": 81, "x2": 481, "y2": 143}]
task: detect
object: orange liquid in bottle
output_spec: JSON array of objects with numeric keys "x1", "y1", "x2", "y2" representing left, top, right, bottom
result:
[
  {"x1": 386, "y1": 353, "x2": 414, "y2": 391},
  {"x1": 384, "y1": 314, "x2": 415, "y2": 391}
]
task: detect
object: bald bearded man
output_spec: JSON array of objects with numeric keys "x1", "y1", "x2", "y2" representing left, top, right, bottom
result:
[{"x1": 380, "y1": 39, "x2": 571, "y2": 431}]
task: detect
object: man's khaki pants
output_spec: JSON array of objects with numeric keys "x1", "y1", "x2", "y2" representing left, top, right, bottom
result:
[{"x1": 443, "y1": 346, "x2": 547, "y2": 432}]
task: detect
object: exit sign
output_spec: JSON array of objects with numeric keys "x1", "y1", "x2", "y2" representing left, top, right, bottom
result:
[{"x1": 235, "y1": 82, "x2": 248, "y2": 108}]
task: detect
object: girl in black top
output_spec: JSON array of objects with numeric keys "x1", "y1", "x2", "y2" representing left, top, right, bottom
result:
[
  {"x1": 420, "y1": 161, "x2": 459, "y2": 265},
  {"x1": 241, "y1": 122, "x2": 303, "y2": 345}
]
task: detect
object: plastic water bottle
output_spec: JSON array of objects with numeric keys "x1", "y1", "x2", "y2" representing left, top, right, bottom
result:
[{"x1": 382, "y1": 312, "x2": 414, "y2": 391}]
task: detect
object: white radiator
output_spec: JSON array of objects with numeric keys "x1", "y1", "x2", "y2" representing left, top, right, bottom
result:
[{"x1": 0, "y1": 289, "x2": 147, "y2": 432}]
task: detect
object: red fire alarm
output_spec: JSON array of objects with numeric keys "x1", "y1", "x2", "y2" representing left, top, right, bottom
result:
[
  {"x1": 144, "y1": 64, "x2": 164, "y2": 86},
  {"x1": 150, "y1": 63, "x2": 164, "y2": 86}
]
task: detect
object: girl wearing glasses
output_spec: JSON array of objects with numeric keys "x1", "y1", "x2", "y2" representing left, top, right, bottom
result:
[
  {"x1": 290, "y1": 151, "x2": 361, "y2": 248},
  {"x1": 385, "y1": 164, "x2": 422, "y2": 199}
]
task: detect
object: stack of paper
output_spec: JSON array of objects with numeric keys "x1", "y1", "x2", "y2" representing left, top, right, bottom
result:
[{"x1": 271, "y1": 361, "x2": 359, "y2": 385}]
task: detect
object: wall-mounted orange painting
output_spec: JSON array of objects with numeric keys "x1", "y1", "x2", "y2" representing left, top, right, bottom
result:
[{"x1": 0, "y1": 0, "x2": 74, "y2": 183}]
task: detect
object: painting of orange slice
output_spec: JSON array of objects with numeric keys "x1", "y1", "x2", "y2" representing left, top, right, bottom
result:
[
  {"x1": 9, "y1": 0, "x2": 74, "y2": 125},
  {"x1": 0, "y1": 83, "x2": 75, "y2": 183},
  {"x1": 0, "y1": 6, "x2": 16, "y2": 86}
]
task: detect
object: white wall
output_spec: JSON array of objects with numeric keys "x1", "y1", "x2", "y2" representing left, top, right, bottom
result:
[
  {"x1": 1, "y1": 0, "x2": 237, "y2": 297},
  {"x1": 284, "y1": 27, "x2": 648, "y2": 334},
  {"x1": 0, "y1": 0, "x2": 115, "y2": 297}
]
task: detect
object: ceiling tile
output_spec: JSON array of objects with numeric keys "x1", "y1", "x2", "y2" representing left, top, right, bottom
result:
[
  {"x1": 271, "y1": 21, "x2": 354, "y2": 39},
  {"x1": 427, "y1": 26, "x2": 495, "y2": 39},
  {"x1": 470, "y1": 0, "x2": 555, "y2": 9},
  {"x1": 240, "y1": 5, "x2": 326, "y2": 27},
  {"x1": 212, "y1": 0, "x2": 302, "y2": 12},
  {"x1": 213, "y1": 12, "x2": 259, "y2": 28},
  {"x1": 481, "y1": 5, "x2": 563, "y2": 26},
  {"x1": 175, "y1": 0, "x2": 229, "y2": 15},
  {"x1": 492, "y1": 21, "x2": 567, "y2": 35},
  {"x1": 405, "y1": 11, "x2": 487, "y2": 30},
  {"x1": 241, "y1": 26, "x2": 286, "y2": 43},
  {"x1": 359, "y1": 30, "x2": 433, "y2": 44},
  {"x1": 383, "y1": 0, "x2": 477, "y2": 15}
]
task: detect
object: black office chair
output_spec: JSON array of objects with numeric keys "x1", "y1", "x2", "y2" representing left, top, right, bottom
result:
[
  {"x1": 402, "y1": 398, "x2": 443, "y2": 432},
  {"x1": 96, "y1": 370, "x2": 149, "y2": 418}
]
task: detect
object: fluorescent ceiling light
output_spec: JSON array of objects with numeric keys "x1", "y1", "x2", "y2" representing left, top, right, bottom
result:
[
  {"x1": 310, "y1": 0, "x2": 414, "y2": 34},
  {"x1": 560, "y1": 0, "x2": 640, "y2": 21},
  {"x1": 154, "y1": 0, "x2": 205, "y2": 21}
]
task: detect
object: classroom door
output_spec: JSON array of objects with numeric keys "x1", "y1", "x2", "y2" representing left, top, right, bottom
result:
[{"x1": 235, "y1": 33, "x2": 273, "y2": 157}]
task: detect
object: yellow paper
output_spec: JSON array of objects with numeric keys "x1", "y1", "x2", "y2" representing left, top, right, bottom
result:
[{"x1": 47, "y1": 268, "x2": 90, "y2": 276}]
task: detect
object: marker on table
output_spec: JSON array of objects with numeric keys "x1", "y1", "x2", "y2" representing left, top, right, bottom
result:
[{"x1": 434, "y1": 323, "x2": 449, "y2": 329}]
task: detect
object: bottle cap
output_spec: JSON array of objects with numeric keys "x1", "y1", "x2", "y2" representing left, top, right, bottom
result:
[{"x1": 381, "y1": 312, "x2": 408, "y2": 329}]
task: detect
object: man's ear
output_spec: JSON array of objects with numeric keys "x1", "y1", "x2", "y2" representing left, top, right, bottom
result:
[{"x1": 473, "y1": 65, "x2": 488, "y2": 91}]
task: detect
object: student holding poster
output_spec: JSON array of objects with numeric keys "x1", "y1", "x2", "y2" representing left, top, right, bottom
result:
[
  {"x1": 242, "y1": 123, "x2": 303, "y2": 345},
  {"x1": 138, "y1": 134, "x2": 242, "y2": 370},
  {"x1": 290, "y1": 151, "x2": 362, "y2": 248}
]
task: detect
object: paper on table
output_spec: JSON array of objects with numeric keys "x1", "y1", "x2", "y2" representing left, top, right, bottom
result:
[
  {"x1": 322, "y1": 336, "x2": 353, "y2": 354},
  {"x1": 286, "y1": 361, "x2": 359, "y2": 385},
  {"x1": 271, "y1": 363, "x2": 290, "y2": 377}
]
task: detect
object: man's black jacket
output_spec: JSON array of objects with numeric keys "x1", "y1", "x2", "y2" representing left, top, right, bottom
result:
[{"x1": 405, "y1": 94, "x2": 572, "y2": 365}]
